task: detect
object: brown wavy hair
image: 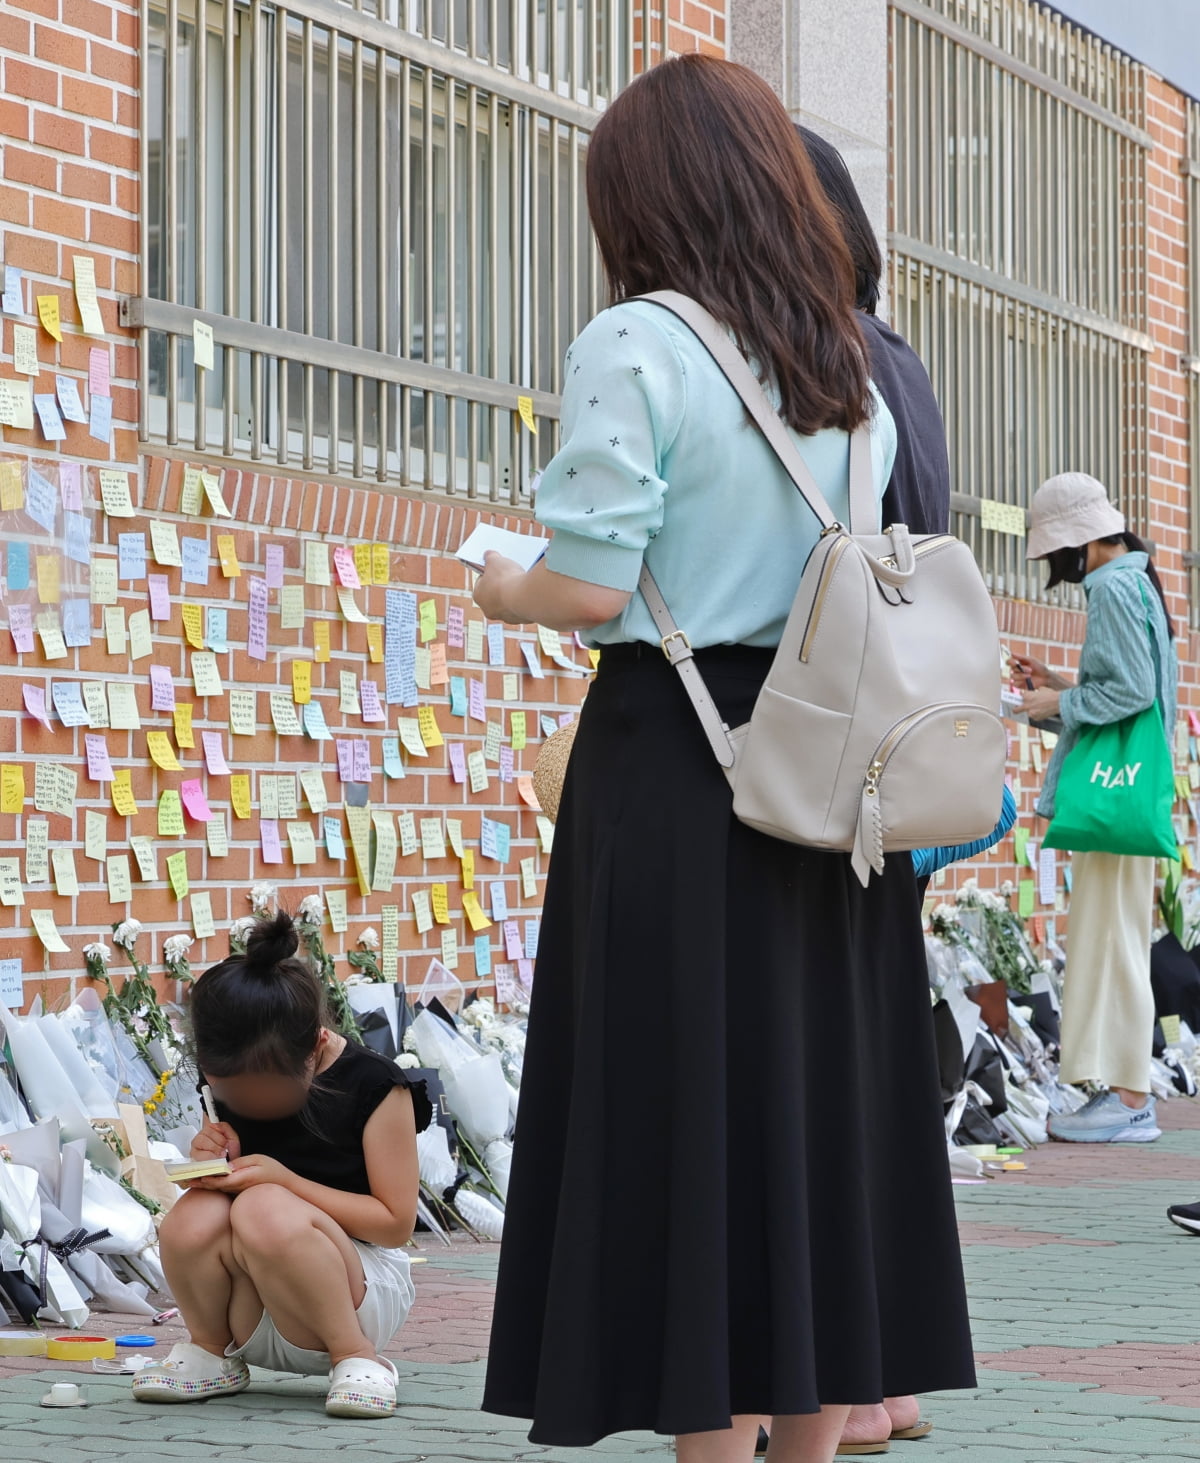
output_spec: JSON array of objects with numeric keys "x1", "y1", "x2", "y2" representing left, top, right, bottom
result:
[{"x1": 586, "y1": 55, "x2": 871, "y2": 434}]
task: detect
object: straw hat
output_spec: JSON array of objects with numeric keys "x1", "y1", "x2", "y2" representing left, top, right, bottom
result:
[
  {"x1": 532, "y1": 718, "x2": 578, "y2": 823},
  {"x1": 1026, "y1": 472, "x2": 1125, "y2": 560}
]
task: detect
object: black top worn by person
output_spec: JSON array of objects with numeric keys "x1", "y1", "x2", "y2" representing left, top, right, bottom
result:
[
  {"x1": 211, "y1": 1042, "x2": 432, "y2": 1195},
  {"x1": 861, "y1": 312, "x2": 951, "y2": 537}
]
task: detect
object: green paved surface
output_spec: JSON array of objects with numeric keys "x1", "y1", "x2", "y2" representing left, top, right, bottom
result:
[{"x1": 3, "y1": 1101, "x2": 1200, "y2": 1459}]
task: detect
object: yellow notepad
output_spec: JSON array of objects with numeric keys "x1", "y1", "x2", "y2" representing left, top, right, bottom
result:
[{"x1": 164, "y1": 1159, "x2": 231, "y2": 1182}]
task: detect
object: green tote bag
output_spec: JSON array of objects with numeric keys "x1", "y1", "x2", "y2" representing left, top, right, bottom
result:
[{"x1": 1044, "y1": 584, "x2": 1176, "y2": 860}]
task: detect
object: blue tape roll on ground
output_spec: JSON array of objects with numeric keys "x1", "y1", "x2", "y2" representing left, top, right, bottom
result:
[{"x1": 116, "y1": 1334, "x2": 156, "y2": 1348}]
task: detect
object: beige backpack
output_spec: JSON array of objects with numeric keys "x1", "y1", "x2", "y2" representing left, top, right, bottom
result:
[{"x1": 637, "y1": 292, "x2": 1006, "y2": 886}]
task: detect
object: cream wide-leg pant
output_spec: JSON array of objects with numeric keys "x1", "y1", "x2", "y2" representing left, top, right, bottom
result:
[{"x1": 1059, "y1": 849, "x2": 1157, "y2": 1094}]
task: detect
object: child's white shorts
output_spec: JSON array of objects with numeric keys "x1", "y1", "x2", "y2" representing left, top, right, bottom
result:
[{"x1": 227, "y1": 1241, "x2": 415, "y2": 1376}]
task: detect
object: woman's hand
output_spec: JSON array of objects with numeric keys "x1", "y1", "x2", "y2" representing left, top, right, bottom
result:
[
  {"x1": 472, "y1": 551, "x2": 526, "y2": 623},
  {"x1": 1019, "y1": 686, "x2": 1061, "y2": 722},
  {"x1": 190, "y1": 1120, "x2": 241, "y2": 1163},
  {"x1": 1010, "y1": 654, "x2": 1071, "y2": 693},
  {"x1": 195, "y1": 1154, "x2": 292, "y2": 1194}
]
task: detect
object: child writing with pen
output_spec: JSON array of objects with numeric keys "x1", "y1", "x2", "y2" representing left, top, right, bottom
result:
[{"x1": 133, "y1": 910, "x2": 430, "y2": 1418}]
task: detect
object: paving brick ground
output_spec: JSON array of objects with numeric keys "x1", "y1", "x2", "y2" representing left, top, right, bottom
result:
[{"x1": 3, "y1": 1096, "x2": 1200, "y2": 1459}]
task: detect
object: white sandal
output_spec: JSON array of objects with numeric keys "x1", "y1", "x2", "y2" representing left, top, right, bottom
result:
[{"x1": 325, "y1": 1355, "x2": 399, "y2": 1418}]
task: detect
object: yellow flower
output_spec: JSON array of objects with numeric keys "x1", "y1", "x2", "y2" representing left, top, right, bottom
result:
[{"x1": 144, "y1": 1102, "x2": 157, "y2": 1114}]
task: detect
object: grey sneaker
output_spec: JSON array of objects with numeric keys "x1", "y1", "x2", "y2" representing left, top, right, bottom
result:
[{"x1": 1048, "y1": 1091, "x2": 1160, "y2": 1144}]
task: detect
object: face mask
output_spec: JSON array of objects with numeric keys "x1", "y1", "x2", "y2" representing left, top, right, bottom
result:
[{"x1": 1046, "y1": 546, "x2": 1089, "y2": 586}]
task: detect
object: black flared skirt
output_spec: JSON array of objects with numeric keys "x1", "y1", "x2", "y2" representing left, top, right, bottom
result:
[{"x1": 483, "y1": 643, "x2": 975, "y2": 1446}]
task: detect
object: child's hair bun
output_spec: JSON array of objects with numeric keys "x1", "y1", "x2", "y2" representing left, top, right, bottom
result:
[{"x1": 244, "y1": 908, "x2": 300, "y2": 975}]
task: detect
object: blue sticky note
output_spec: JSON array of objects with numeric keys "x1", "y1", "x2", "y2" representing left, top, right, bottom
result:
[
  {"x1": 382, "y1": 737, "x2": 404, "y2": 779},
  {"x1": 181, "y1": 536, "x2": 210, "y2": 585},
  {"x1": 474, "y1": 935, "x2": 492, "y2": 977},
  {"x1": 0, "y1": 958, "x2": 22, "y2": 1007},
  {"x1": 118, "y1": 532, "x2": 147, "y2": 581},
  {"x1": 26, "y1": 468, "x2": 57, "y2": 533},
  {"x1": 494, "y1": 819, "x2": 511, "y2": 864},
  {"x1": 7, "y1": 541, "x2": 29, "y2": 591},
  {"x1": 63, "y1": 511, "x2": 90, "y2": 566},
  {"x1": 205, "y1": 607, "x2": 228, "y2": 652},
  {"x1": 62, "y1": 598, "x2": 91, "y2": 647},
  {"x1": 89, "y1": 392, "x2": 113, "y2": 444},
  {"x1": 324, "y1": 816, "x2": 346, "y2": 860},
  {"x1": 449, "y1": 676, "x2": 467, "y2": 717}
]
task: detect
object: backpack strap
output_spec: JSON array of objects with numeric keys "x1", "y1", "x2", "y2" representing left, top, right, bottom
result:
[{"x1": 638, "y1": 290, "x2": 877, "y2": 534}]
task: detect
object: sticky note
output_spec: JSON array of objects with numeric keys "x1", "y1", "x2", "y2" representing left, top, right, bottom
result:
[
  {"x1": 280, "y1": 584, "x2": 306, "y2": 629},
  {"x1": 517, "y1": 394, "x2": 537, "y2": 434},
  {"x1": 89, "y1": 392, "x2": 113, "y2": 443},
  {"x1": 51, "y1": 847, "x2": 77, "y2": 897},
  {"x1": 13, "y1": 323, "x2": 39, "y2": 375},
  {"x1": 288, "y1": 821, "x2": 317, "y2": 865},
  {"x1": 336, "y1": 586, "x2": 366, "y2": 623},
  {"x1": 467, "y1": 750, "x2": 489, "y2": 793},
  {"x1": 298, "y1": 767, "x2": 326, "y2": 813},
  {"x1": 398, "y1": 811, "x2": 418, "y2": 858},
  {"x1": 25, "y1": 819, "x2": 49, "y2": 883},
  {"x1": 9, "y1": 604, "x2": 34, "y2": 653},
  {"x1": 149, "y1": 664, "x2": 175, "y2": 712},
  {"x1": 0, "y1": 764, "x2": 24, "y2": 813},
  {"x1": 166, "y1": 850, "x2": 189, "y2": 898},
  {"x1": 418, "y1": 599, "x2": 438, "y2": 643},
  {"x1": 0, "y1": 460, "x2": 23, "y2": 511},
  {"x1": 333, "y1": 544, "x2": 361, "y2": 588},
  {"x1": 2, "y1": 264, "x2": 24, "y2": 313},
  {"x1": 130, "y1": 836, "x2": 157, "y2": 881},
  {"x1": 118, "y1": 533, "x2": 148, "y2": 581},
  {"x1": 85, "y1": 733, "x2": 114, "y2": 782},
  {"x1": 202, "y1": 471, "x2": 231, "y2": 518},
  {"x1": 107, "y1": 855, "x2": 132, "y2": 905},
  {"x1": 229, "y1": 687, "x2": 256, "y2": 734},
  {"x1": 323, "y1": 815, "x2": 346, "y2": 861},
  {"x1": 372, "y1": 543, "x2": 390, "y2": 583},
  {"x1": 270, "y1": 692, "x2": 303, "y2": 736},
  {"x1": 31, "y1": 908, "x2": 69, "y2": 952},
  {"x1": 461, "y1": 848, "x2": 475, "y2": 890},
  {"x1": 430, "y1": 882, "x2": 450, "y2": 925},
  {"x1": 216, "y1": 534, "x2": 240, "y2": 577},
  {"x1": 440, "y1": 929, "x2": 458, "y2": 970},
  {"x1": 292, "y1": 660, "x2": 312, "y2": 703},
  {"x1": 247, "y1": 577, "x2": 269, "y2": 660},
  {"x1": 0, "y1": 378, "x2": 33, "y2": 429},
  {"x1": 85, "y1": 808, "x2": 107, "y2": 860},
  {"x1": 398, "y1": 719, "x2": 427, "y2": 759},
  {"x1": 158, "y1": 788, "x2": 185, "y2": 837},
  {"x1": 36, "y1": 610, "x2": 66, "y2": 660},
  {"x1": 446, "y1": 819, "x2": 464, "y2": 858},
  {"x1": 230, "y1": 773, "x2": 252, "y2": 819},
  {"x1": 305, "y1": 541, "x2": 331, "y2": 585},
  {"x1": 107, "y1": 681, "x2": 141, "y2": 729},
  {"x1": 366, "y1": 622, "x2": 384, "y2": 664},
  {"x1": 521, "y1": 857, "x2": 537, "y2": 898},
  {"x1": 73, "y1": 255, "x2": 105, "y2": 335},
  {"x1": 303, "y1": 701, "x2": 331, "y2": 740},
  {"x1": 36, "y1": 294, "x2": 62, "y2": 341},
  {"x1": 36, "y1": 553, "x2": 60, "y2": 605},
  {"x1": 147, "y1": 730, "x2": 182, "y2": 771},
  {"x1": 467, "y1": 620, "x2": 485, "y2": 661},
  {"x1": 181, "y1": 536, "x2": 209, "y2": 585},
  {"x1": 418, "y1": 705, "x2": 444, "y2": 748},
  {"x1": 191, "y1": 890, "x2": 216, "y2": 939},
  {"x1": 503, "y1": 672, "x2": 519, "y2": 702},
  {"x1": 180, "y1": 778, "x2": 214, "y2": 822},
  {"x1": 51, "y1": 681, "x2": 88, "y2": 726},
  {"x1": 99, "y1": 469, "x2": 135, "y2": 517},
  {"x1": 193, "y1": 318, "x2": 215, "y2": 370},
  {"x1": 83, "y1": 681, "x2": 109, "y2": 728},
  {"x1": 412, "y1": 889, "x2": 433, "y2": 935},
  {"x1": 510, "y1": 711, "x2": 527, "y2": 751},
  {"x1": 110, "y1": 768, "x2": 138, "y2": 815},
  {"x1": 448, "y1": 742, "x2": 466, "y2": 784},
  {"x1": 1018, "y1": 879, "x2": 1035, "y2": 918},
  {"x1": 484, "y1": 721, "x2": 503, "y2": 764},
  {"x1": 521, "y1": 641, "x2": 545, "y2": 679},
  {"x1": 1162, "y1": 1014, "x2": 1183, "y2": 1046},
  {"x1": 420, "y1": 816, "x2": 447, "y2": 860},
  {"x1": 474, "y1": 935, "x2": 492, "y2": 977},
  {"x1": 174, "y1": 702, "x2": 194, "y2": 749},
  {"x1": 191, "y1": 650, "x2": 224, "y2": 696},
  {"x1": 462, "y1": 890, "x2": 492, "y2": 932}
]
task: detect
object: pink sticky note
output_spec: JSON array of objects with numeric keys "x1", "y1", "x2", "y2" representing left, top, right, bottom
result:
[
  {"x1": 517, "y1": 959, "x2": 535, "y2": 993},
  {"x1": 469, "y1": 679, "x2": 486, "y2": 723},
  {"x1": 148, "y1": 574, "x2": 171, "y2": 621},
  {"x1": 503, "y1": 920, "x2": 523, "y2": 961},
  {"x1": 333, "y1": 545, "x2": 361, "y2": 589},
  {"x1": 335, "y1": 739, "x2": 354, "y2": 783},
  {"x1": 499, "y1": 746, "x2": 514, "y2": 783},
  {"x1": 260, "y1": 818, "x2": 283, "y2": 863},
  {"x1": 9, "y1": 605, "x2": 34, "y2": 654},
  {"x1": 448, "y1": 742, "x2": 467, "y2": 784},
  {"x1": 264, "y1": 544, "x2": 284, "y2": 589},
  {"x1": 352, "y1": 739, "x2": 371, "y2": 783},
  {"x1": 247, "y1": 577, "x2": 268, "y2": 661},
  {"x1": 1189, "y1": 710, "x2": 1200, "y2": 738},
  {"x1": 89, "y1": 346, "x2": 110, "y2": 397},
  {"x1": 201, "y1": 730, "x2": 230, "y2": 775},
  {"x1": 59, "y1": 462, "x2": 82, "y2": 512},
  {"x1": 447, "y1": 606, "x2": 464, "y2": 648},
  {"x1": 22, "y1": 684, "x2": 53, "y2": 730},
  {"x1": 180, "y1": 777, "x2": 214, "y2": 821},
  {"x1": 558, "y1": 712, "x2": 575, "y2": 729},
  {"x1": 149, "y1": 664, "x2": 175, "y2": 711},
  {"x1": 85, "y1": 733, "x2": 114, "y2": 781},
  {"x1": 359, "y1": 680, "x2": 384, "y2": 722}
]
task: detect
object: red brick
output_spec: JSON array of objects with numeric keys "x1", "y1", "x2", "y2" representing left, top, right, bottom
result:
[
  {"x1": 89, "y1": 125, "x2": 137, "y2": 171},
  {"x1": 61, "y1": 160, "x2": 112, "y2": 205},
  {"x1": 0, "y1": 11, "x2": 31, "y2": 51},
  {"x1": 88, "y1": 39, "x2": 137, "y2": 87},
  {"x1": 0, "y1": 185, "x2": 31, "y2": 226},
  {"x1": 88, "y1": 207, "x2": 137, "y2": 252},
  {"x1": 33, "y1": 107, "x2": 86, "y2": 155},
  {"x1": 62, "y1": 73, "x2": 114, "y2": 121},
  {"x1": 5, "y1": 145, "x2": 57, "y2": 190},
  {"x1": 33, "y1": 194, "x2": 86, "y2": 241},
  {"x1": 33, "y1": 21, "x2": 85, "y2": 69},
  {"x1": 5, "y1": 58, "x2": 58, "y2": 105},
  {"x1": 67, "y1": 0, "x2": 114, "y2": 39}
]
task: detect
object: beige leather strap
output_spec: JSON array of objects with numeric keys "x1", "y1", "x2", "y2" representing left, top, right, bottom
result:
[
  {"x1": 638, "y1": 563, "x2": 736, "y2": 769},
  {"x1": 639, "y1": 290, "x2": 876, "y2": 534}
]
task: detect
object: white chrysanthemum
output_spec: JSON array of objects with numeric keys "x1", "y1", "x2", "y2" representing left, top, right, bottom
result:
[
  {"x1": 248, "y1": 882, "x2": 277, "y2": 914},
  {"x1": 112, "y1": 919, "x2": 143, "y2": 950},
  {"x1": 82, "y1": 941, "x2": 112, "y2": 966},
  {"x1": 230, "y1": 916, "x2": 258, "y2": 942},
  {"x1": 1000, "y1": 881, "x2": 1016, "y2": 898},
  {"x1": 298, "y1": 894, "x2": 324, "y2": 925},
  {"x1": 163, "y1": 935, "x2": 193, "y2": 964},
  {"x1": 358, "y1": 927, "x2": 380, "y2": 951},
  {"x1": 395, "y1": 1052, "x2": 421, "y2": 1070}
]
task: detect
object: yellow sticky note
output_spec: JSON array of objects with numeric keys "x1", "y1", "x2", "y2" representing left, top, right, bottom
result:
[
  {"x1": 182, "y1": 603, "x2": 204, "y2": 649},
  {"x1": 460, "y1": 848, "x2": 475, "y2": 891},
  {"x1": 230, "y1": 773, "x2": 252, "y2": 819},
  {"x1": 418, "y1": 706, "x2": 444, "y2": 749},
  {"x1": 191, "y1": 650, "x2": 223, "y2": 696},
  {"x1": 511, "y1": 712, "x2": 527, "y2": 751},
  {"x1": 37, "y1": 610, "x2": 67, "y2": 660},
  {"x1": 287, "y1": 821, "x2": 317, "y2": 864},
  {"x1": 589, "y1": 648, "x2": 601, "y2": 670},
  {"x1": 107, "y1": 854, "x2": 132, "y2": 905},
  {"x1": 174, "y1": 702, "x2": 195, "y2": 749},
  {"x1": 85, "y1": 808, "x2": 107, "y2": 861},
  {"x1": 305, "y1": 541, "x2": 331, "y2": 585},
  {"x1": 36, "y1": 553, "x2": 60, "y2": 605},
  {"x1": 191, "y1": 890, "x2": 216, "y2": 938},
  {"x1": 99, "y1": 469, "x2": 135, "y2": 517},
  {"x1": 0, "y1": 461, "x2": 23, "y2": 511},
  {"x1": 0, "y1": 857, "x2": 24, "y2": 906},
  {"x1": 367, "y1": 624, "x2": 383, "y2": 663},
  {"x1": 313, "y1": 619, "x2": 330, "y2": 661},
  {"x1": 280, "y1": 585, "x2": 306, "y2": 629},
  {"x1": 351, "y1": 542, "x2": 372, "y2": 585},
  {"x1": 462, "y1": 890, "x2": 492, "y2": 932},
  {"x1": 517, "y1": 393, "x2": 538, "y2": 435},
  {"x1": 0, "y1": 378, "x2": 33, "y2": 429},
  {"x1": 150, "y1": 519, "x2": 182, "y2": 567},
  {"x1": 1162, "y1": 1014, "x2": 1183, "y2": 1045},
  {"x1": 73, "y1": 255, "x2": 104, "y2": 334},
  {"x1": 110, "y1": 767, "x2": 138, "y2": 815},
  {"x1": 229, "y1": 688, "x2": 256, "y2": 735},
  {"x1": 292, "y1": 660, "x2": 312, "y2": 704},
  {"x1": 159, "y1": 788, "x2": 185, "y2": 837},
  {"x1": 216, "y1": 534, "x2": 241, "y2": 577},
  {"x1": 166, "y1": 849, "x2": 189, "y2": 898},
  {"x1": 419, "y1": 600, "x2": 438, "y2": 643},
  {"x1": 202, "y1": 471, "x2": 231, "y2": 518},
  {"x1": 36, "y1": 293, "x2": 62, "y2": 342},
  {"x1": 399, "y1": 719, "x2": 428, "y2": 759},
  {"x1": 130, "y1": 835, "x2": 157, "y2": 881},
  {"x1": 50, "y1": 847, "x2": 76, "y2": 897},
  {"x1": 431, "y1": 883, "x2": 450, "y2": 925},
  {"x1": 31, "y1": 908, "x2": 69, "y2": 953},
  {"x1": 147, "y1": 731, "x2": 182, "y2": 772},
  {"x1": 372, "y1": 543, "x2": 390, "y2": 584},
  {"x1": 0, "y1": 765, "x2": 25, "y2": 814},
  {"x1": 337, "y1": 587, "x2": 366, "y2": 623},
  {"x1": 91, "y1": 561, "x2": 118, "y2": 605},
  {"x1": 180, "y1": 467, "x2": 204, "y2": 515}
]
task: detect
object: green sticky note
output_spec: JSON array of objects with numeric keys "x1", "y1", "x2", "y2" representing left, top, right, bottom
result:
[
  {"x1": 166, "y1": 849, "x2": 189, "y2": 900},
  {"x1": 1013, "y1": 827, "x2": 1029, "y2": 866},
  {"x1": 1018, "y1": 878, "x2": 1035, "y2": 918},
  {"x1": 1161, "y1": 1014, "x2": 1182, "y2": 1045}
]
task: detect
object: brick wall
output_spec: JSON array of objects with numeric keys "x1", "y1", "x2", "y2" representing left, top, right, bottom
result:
[{"x1": 636, "y1": 0, "x2": 728, "y2": 64}]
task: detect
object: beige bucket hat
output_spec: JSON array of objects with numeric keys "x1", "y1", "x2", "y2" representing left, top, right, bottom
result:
[{"x1": 1026, "y1": 472, "x2": 1125, "y2": 559}]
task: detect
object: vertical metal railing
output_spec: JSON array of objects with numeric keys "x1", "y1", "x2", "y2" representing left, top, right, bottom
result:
[
  {"x1": 136, "y1": 0, "x2": 629, "y2": 503},
  {"x1": 889, "y1": 0, "x2": 1152, "y2": 603}
]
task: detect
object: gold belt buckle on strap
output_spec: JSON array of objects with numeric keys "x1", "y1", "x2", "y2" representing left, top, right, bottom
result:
[{"x1": 660, "y1": 629, "x2": 691, "y2": 662}]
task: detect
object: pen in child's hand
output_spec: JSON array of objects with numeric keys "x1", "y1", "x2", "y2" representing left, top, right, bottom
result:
[{"x1": 201, "y1": 1083, "x2": 227, "y2": 1159}]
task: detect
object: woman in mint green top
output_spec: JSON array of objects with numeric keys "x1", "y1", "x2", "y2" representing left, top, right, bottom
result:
[{"x1": 477, "y1": 54, "x2": 976, "y2": 1461}]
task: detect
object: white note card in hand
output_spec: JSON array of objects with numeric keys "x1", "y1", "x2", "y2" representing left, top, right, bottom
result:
[{"x1": 456, "y1": 523, "x2": 549, "y2": 573}]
